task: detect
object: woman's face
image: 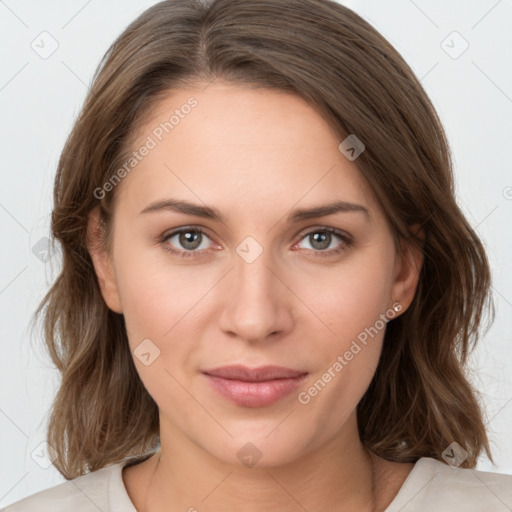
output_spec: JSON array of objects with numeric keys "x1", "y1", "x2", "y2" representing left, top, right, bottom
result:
[{"x1": 90, "y1": 82, "x2": 421, "y2": 467}]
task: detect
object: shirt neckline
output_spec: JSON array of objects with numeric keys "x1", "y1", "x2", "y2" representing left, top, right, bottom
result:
[
  {"x1": 109, "y1": 454, "x2": 432, "y2": 512},
  {"x1": 109, "y1": 454, "x2": 153, "y2": 512},
  {"x1": 383, "y1": 457, "x2": 432, "y2": 511}
]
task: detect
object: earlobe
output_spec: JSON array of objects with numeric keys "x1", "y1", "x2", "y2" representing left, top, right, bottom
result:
[
  {"x1": 86, "y1": 207, "x2": 123, "y2": 314},
  {"x1": 390, "y1": 224, "x2": 425, "y2": 314}
]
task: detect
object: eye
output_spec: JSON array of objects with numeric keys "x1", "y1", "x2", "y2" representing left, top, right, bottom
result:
[
  {"x1": 294, "y1": 227, "x2": 352, "y2": 258},
  {"x1": 160, "y1": 227, "x2": 216, "y2": 258},
  {"x1": 160, "y1": 226, "x2": 352, "y2": 259}
]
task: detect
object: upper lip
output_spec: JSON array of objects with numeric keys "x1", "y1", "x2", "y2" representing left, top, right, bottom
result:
[{"x1": 202, "y1": 365, "x2": 307, "y2": 382}]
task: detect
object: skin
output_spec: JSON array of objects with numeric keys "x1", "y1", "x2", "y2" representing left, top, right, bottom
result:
[{"x1": 87, "y1": 81, "x2": 423, "y2": 512}]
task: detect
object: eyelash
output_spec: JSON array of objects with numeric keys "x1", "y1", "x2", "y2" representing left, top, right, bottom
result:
[{"x1": 159, "y1": 226, "x2": 352, "y2": 260}]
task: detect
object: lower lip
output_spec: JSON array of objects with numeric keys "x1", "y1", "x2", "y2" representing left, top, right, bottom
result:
[{"x1": 203, "y1": 373, "x2": 308, "y2": 407}]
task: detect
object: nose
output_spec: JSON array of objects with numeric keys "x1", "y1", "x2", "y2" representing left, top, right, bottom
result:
[{"x1": 217, "y1": 244, "x2": 295, "y2": 344}]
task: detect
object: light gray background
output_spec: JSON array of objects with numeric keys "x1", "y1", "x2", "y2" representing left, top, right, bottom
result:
[{"x1": 1, "y1": 0, "x2": 511, "y2": 506}]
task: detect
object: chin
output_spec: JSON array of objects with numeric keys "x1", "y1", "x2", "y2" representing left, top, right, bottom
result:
[{"x1": 200, "y1": 426, "x2": 315, "y2": 469}]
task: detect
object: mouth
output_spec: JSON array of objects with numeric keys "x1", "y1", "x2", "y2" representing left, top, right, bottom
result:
[{"x1": 202, "y1": 365, "x2": 308, "y2": 408}]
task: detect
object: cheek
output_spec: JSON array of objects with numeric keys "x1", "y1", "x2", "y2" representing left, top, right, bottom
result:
[
  {"x1": 292, "y1": 248, "x2": 393, "y2": 406},
  {"x1": 111, "y1": 248, "x2": 208, "y2": 408},
  {"x1": 111, "y1": 228, "x2": 205, "y2": 338},
  {"x1": 296, "y1": 250, "x2": 393, "y2": 345},
  {"x1": 111, "y1": 244, "x2": 222, "y2": 406}
]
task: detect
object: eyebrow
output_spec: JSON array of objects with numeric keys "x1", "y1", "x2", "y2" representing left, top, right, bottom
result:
[{"x1": 139, "y1": 198, "x2": 370, "y2": 223}]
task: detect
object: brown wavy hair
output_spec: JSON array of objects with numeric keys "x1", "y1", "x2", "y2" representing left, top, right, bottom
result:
[{"x1": 32, "y1": 0, "x2": 495, "y2": 479}]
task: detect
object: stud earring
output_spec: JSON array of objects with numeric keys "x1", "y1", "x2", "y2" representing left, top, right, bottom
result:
[{"x1": 392, "y1": 301, "x2": 401, "y2": 312}]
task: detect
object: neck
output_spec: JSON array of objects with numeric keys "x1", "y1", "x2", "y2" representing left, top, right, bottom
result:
[{"x1": 139, "y1": 414, "x2": 377, "y2": 512}]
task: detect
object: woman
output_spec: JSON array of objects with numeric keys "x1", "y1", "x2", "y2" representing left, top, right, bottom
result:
[{"x1": 5, "y1": 0, "x2": 512, "y2": 510}]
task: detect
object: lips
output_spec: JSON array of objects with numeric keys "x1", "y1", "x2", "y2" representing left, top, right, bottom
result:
[
  {"x1": 202, "y1": 365, "x2": 308, "y2": 407},
  {"x1": 203, "y1": 365, "x2": 306, "y2": 381}
]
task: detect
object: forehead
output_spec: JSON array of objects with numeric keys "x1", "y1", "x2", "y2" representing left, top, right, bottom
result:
[
  {"x1": 114, "y1": 82, "x2": 377, "y2": 220},
  {"x1": 134, "y1": 82, "x2": 340, "y2": 155}
]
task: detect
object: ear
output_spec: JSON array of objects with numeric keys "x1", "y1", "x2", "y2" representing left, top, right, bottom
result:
[
  {"x1": 86, "y1": 206, "x2": 123, "y2": 314},
  {"x1": 390, "y1": 224, "x2": 424, "y2": 315}
]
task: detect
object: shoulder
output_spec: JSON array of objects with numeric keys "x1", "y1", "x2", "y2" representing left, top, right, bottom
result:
[
  {"x1": 1, "y1": 460, "x2": 135, "y2": 512},
  {"x1": 387, "y1": 457, "x2": 512, "y2": 512}
]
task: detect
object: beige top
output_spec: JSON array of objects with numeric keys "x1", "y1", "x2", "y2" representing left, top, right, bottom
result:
[{"x1": 3, "y1": 456, "x2": 512, "y2": 511}]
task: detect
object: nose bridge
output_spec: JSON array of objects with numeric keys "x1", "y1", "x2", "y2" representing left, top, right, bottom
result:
[
  {"x1": 235, "y1": 242, "x2": 274, "y2": 299},
  {"x1": 219, "y1": 235, "x2": 293, "y2": 341}
]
